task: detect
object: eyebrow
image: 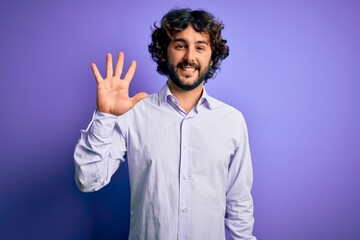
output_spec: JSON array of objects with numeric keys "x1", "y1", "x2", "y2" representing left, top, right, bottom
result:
[{"x1": 173, "y1": 38, "x2": 209, "y2": 45}]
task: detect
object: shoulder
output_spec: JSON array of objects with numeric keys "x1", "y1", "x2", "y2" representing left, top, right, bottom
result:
[
  {"x1": 121, "y1": 92, "x2": 163, "y2": 123},
  {"x1": 207, "y1": 96, "x2": 246, "y2": 124},
  {"x1": 130, "y1": 92, "x2": 159, "y2": 110},
  {"x1": 204, "y1": 96, "x2": 250, "y2": 145},
  {"x1": 117, "y1": 93, "x2": 159, "y2": 131}
]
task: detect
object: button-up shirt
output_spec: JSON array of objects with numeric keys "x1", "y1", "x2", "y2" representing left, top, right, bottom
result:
[{"x1": 74, "y1": 83, "x2": 256, "y2": 240}]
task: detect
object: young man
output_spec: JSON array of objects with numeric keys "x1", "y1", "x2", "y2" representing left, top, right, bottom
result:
[{"x1": 74, "y1": 8, "x2": 256, "y2": 240}]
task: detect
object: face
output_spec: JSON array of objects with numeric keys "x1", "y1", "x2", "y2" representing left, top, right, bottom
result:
[{"x1": 166, "y1": 25, "x2": 213, "y2": 91}]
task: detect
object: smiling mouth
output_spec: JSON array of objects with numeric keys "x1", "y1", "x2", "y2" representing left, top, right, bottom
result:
[
  {"x1": 177, "y1": 61, "x2": 199, "y2": 75},
  {"x1": 180, "y1": 66, "x2": 197, "y2": 73}
]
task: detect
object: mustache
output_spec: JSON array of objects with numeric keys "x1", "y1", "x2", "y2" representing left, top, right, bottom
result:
[{"x1": 177, "y1": 60, "x2": 200, "y2": 69}]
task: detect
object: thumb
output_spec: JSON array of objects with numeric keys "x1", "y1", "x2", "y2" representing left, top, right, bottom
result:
[{"x1": 132, "y1": 92, "x2": 148, "y2": 104}]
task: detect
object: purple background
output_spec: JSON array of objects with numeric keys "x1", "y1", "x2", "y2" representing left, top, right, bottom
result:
[{"x1": 1, "y1": 0, "x2": 359, "y2": 239}]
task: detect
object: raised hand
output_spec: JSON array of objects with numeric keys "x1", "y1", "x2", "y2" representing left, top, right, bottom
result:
[{"x1": 91, "y1": 52, "x2": 148, "y2": 116}]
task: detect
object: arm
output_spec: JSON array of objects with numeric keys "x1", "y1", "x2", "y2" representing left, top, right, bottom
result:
[
  {"x1": 225, "y1": 119, "x2": 256, "y2": 240},
  {"x1": 74, "y1": 52, "x2": 148, "y2": 192},
  {"x1": 74, "y1": 110, "x2": 126, "y2": 192}
]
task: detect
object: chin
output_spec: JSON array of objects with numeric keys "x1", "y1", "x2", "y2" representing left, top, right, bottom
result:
[{"x1": 180, "y1": 78, "x2": 199, "y2": 86}]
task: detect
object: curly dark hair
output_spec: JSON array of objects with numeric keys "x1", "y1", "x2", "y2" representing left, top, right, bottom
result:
[{"x1": 148, "y1": 8, "x2": 229, "y2": 82}]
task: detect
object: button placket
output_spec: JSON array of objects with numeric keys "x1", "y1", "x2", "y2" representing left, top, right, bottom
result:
[{"x1": 178, "y1": 117, "x2": 192, "y2": 239}]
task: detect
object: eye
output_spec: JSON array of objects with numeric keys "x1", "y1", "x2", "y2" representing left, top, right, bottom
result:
[
  {"x1": 175, "y1": 45, "x2": 186, "y2": 50},
  {"x1": 196, "y1": 46, "x2": 205, "y2": 51}
]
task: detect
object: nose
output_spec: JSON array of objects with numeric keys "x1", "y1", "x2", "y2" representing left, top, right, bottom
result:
[{"x1": 184, "y1": 47, "x2": 195, "y2": 63}]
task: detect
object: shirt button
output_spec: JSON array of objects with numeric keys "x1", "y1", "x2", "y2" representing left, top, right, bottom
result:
[
  {"x1": 182, "y1": 176, "x2": 187, "y2": 181},
  {"x1": 182, "y1": 208, "x2": 188, "y2": 213},
  {"x1": 184, "y1": 145, "x2": 188, "y2": 149}
]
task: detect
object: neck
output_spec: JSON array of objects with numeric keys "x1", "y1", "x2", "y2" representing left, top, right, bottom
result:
[{"x1": 167, "y1": 80, "x2": 204, "y2": 113}]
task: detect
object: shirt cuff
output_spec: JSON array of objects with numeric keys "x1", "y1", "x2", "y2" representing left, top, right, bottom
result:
[{"x1": 89, "y1": 110, "x2": 119, "y2": 138}]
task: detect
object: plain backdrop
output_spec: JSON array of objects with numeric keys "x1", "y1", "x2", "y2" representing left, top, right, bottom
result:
[{"x1": 0, "y1": 0, "x2": 359, "y2": 239}]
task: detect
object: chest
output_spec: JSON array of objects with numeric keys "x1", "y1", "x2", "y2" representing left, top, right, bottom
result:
[{"x1": 125, "y1": 107, "x2": 238, "y2": 171}]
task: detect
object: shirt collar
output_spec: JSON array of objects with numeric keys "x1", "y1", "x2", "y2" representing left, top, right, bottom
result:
[{"x1": 158, "y1": 82, "x2": 219, "y2": 110}]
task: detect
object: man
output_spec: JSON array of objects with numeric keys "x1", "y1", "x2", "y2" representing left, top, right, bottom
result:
[{"x1": 74, "y1": 8, "x2": 256, "y2": 240}]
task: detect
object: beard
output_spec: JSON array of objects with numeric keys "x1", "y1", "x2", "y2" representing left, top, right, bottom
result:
[{"x1": 166, "y1": 60, "x2": 211, "y2": 91}]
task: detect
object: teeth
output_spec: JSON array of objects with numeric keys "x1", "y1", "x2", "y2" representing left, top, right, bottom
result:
[{"x1": 182, "y1": 67, "x2": 195, "y2": 72}]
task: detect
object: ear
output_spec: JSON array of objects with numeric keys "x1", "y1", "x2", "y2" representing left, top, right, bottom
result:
[{"x1": 160, "y1": 53, "x2": 167, "y2": 62}]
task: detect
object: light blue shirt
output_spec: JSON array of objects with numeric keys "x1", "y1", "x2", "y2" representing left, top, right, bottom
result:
[{"x1": 74, "y1": 83, "x2": 256, "y2": 240}]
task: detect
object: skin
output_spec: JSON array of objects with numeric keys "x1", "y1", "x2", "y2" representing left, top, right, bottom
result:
[
  {"x1": 166, "y1": 25, "x2": 213, "y2": 112},
  {"x1": 91, "y1": 52, "x2": 148, "y2": 116},
  {"x1": 91, "y1": 25, "x2": 213, "y2": 115}
]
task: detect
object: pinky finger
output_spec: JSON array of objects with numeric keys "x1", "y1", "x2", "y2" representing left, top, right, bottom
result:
[{"x1": 91, "y1": 63, "x2": 103, "y2": 84}]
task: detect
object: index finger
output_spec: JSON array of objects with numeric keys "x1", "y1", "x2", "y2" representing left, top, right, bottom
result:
[{"x1": 123, "y1": 60, "x2": 137, "y2": 82}]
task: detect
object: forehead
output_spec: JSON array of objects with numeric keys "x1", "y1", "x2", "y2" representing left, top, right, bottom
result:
[{"x1": 171, "y1": 25, "x2": 210, "y2": 44}]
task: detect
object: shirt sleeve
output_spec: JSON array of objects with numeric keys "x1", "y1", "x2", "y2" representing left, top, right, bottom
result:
[
  {"x1": 225, "y1": 118, "x2": 256, "y2": 240},
  {"x1": 74, "y1": 110, "x2": 127, "y2": 192}
]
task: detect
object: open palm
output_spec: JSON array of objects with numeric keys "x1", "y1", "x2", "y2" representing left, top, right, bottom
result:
[{"x1": 91, "y1": 52, "x2": 148, "y2": 116}]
